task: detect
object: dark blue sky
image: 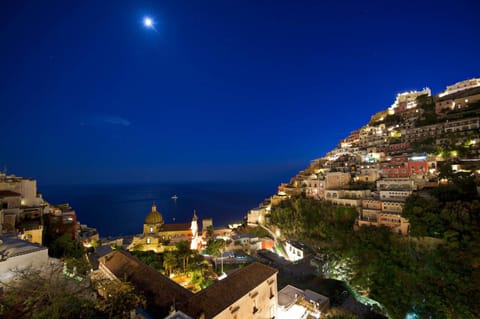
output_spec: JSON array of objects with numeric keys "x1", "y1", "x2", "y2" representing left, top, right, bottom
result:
[{"x1": 1, "y1": 0, "x2": 479, "y2": 185}]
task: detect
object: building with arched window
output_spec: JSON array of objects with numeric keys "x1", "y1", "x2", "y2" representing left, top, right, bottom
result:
[{"x1": 129, "y1": 203, "x2": 199, "y2": 252}]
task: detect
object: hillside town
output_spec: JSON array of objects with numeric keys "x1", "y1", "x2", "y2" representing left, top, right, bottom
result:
[
  {"x1": 248, "y1": 77, "x2": 480, "y2": 237},
  {"x1": 1, "y1": 77, "x2": 479, "y2": 318}
]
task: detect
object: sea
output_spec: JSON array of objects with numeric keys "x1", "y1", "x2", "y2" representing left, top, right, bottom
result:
[{"x1": 40, "y1": 182, "x2": 275, "y2": 237}]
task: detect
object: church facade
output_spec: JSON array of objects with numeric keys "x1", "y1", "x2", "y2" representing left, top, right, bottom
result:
[{"x1": 129, "y1": 203, "x2": 199, "y2": 253}]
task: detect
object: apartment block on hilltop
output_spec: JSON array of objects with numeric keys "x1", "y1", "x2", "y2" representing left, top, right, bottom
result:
[
  {"x1": 247, "y1": 206, "x2": 268, "y2": 226},
  {"x1": 438, "y1": 78, "x2": 480, "y2": 97},
  {"x1": 435, "y1": 87, "x2": 480, "y2": 114},
  {"x1": 357, "y1": 198, "x2": 410, "y2": 235},
  {"x1": 388, "y1": 88, "x2": 431, "y2": 115},
  {"x1": 303, "y1": 174, "x2": 325, "y2": 200},
  {"x1": 325, "y1": 172, "x2": 351, "y2": 189},
  {"x1": 379, "y1": 155, "x2": 428, "y2": 179},
  {"x1": 0, "y1": 173, "x2": 45, "y2": 207},
  {"x1": 325, "y1": 189, "x2": 371, "y2": 208},
  {"x1": 0, "y1": 174, "x2": 48, "y2": 244},
  {"x1": 355, "y1": 165, "x2": 380, "y2": 183},
  {"x1": 436, "y1": 78, "x2": 480, "y2": 116},
  {"x1": 444, "y1": 117, "x2": 480, "y2": 133},
  {"x1": 380, "y1": 142, "x2": 411, "y2": 156}
]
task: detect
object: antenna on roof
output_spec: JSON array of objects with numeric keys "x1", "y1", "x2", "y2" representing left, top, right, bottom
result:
[{"x1": 2, "y1": 165, "x2": 6, "y2": 175}]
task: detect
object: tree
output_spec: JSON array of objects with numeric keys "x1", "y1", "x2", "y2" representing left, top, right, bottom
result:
[
  {"x1": 130, "y1": 251, "x2": 163, "y2": 270},
  {"x1": 0, "y1": 263, "x2": 98, "y2": 319},
  {"x1": 64, "y1": 256, "x2": 90, "y2": 277},
  {"x1": 206, "y1": 239, "x2": 225, "y2": 258},
  {"x1": 163, "y1": 252, "x2": 177, "y2": 276},
  {"x1": 270, "y1": 192, "x2": 480, "y2": 318},
  {"x1": 48, "y1": 233, "x2": 83, "y2": 258},
  {"x1": 95, "y1": 281, "x2": 146, "y2": 319},
  {"x1": 326, "y1": 308, "x2": 359, "y2": 319},
  {"x1": 206, "y1": 225, "x2": 214, "y2": 241},
  {"x1": 175, "y1": 240, "x2": 191, "y2": 272},
  {"x1": 403, "y1": 194, "x2": 442, "y2": 237}
]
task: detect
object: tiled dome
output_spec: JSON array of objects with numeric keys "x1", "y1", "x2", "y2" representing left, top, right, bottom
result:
[{"x1": 145, "y1": 203, "x2": 163, "y2": 224}]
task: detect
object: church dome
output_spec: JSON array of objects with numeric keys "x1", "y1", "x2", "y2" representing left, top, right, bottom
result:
[{"x1": 145, "y1": 203, "x2": 163, "y2": 224}]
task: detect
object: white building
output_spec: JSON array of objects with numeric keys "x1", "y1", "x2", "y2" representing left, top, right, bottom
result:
[
  {"x1": 444, "y1": 117, "x2": 480, "y2": 133},
  {"x1": 0, "y1": 190, "x2": 22, "y2": 233},
  {"x1": 303, "y1": 174, "x2": 325, "y2": 200},
  {"x1": 285, "y1": 241, "x2": 308, "y2": 262},
  {"x1": 388, "y1": 88, "x2": 431, "y2": 114},
  {"x1": 379, "y1": 190, "x2": 412, "y2": 201},
  {"x1": 0, "y1": 236, "x2": 49, "y2": 283},
  {"x1": 325, "y1": 189, "x2": 372, "y2": 208},
  {"x1": 438, "y1": 78, "x2": 480, "y2": 97},
  {"x1": 247, "y1": 206, "x2": 268, "y2": 226},
  {"x1": 325, "y1": 172, "x2": 351, "y2": 189},
  {"x1": 277, "y1": 285, "x2": 329, "y2": 319},
  {"x1": 0, "y1": 174, "x2": 44, "y2": 207},
  {"x1": 376, "y1": 178, "x2": 416, "y2": 191}
]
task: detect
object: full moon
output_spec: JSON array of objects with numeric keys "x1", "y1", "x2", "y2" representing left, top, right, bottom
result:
[{"x1": 143, "y1": 17, "x2": 153, "y2": 27}]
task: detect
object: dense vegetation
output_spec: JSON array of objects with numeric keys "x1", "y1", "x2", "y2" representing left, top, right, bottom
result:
[
  {"x1": 131, "y1": 241, "x2": 215, "y2": 290},
  {"x1": 270, "y1": 196, "x2": 357, "y2": 242},
  {"x1": 0, "y1": 264, "x2": 145, "y2": 319},
  {"x1": 270, "y1": 195, "x2": 480, "y2": 319}
]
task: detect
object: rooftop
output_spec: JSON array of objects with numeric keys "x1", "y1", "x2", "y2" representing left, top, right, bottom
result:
[
  {"x1": 184, "y1": 262, "x2": 278, "y2": 318},
  {"x1": 100, "y1": 251, "x2": 278, "y2": 319},
  {"x1": 99, "y1": 250, "x2": 193, "y2": 317},
  {"x1": 0, "y1": 236, "x2": 47, "y2": 259},
  {"x1": 145, "y1": 203, "x2": 163, "y2": 225},
  {"x1": 278, "y1": 284, "x2": 329, "y2": 309},
  {"x1": 287, "y1": 240, "x2": 308, "y2": 251},
  {"x1": 161, "y1": 223, "x2": 191, "y2": 232},
  {"x1": 232, "y1": 233, "x2": 257, "y2": 240},
  {"x1": 437, "y1": 86, "x2": 480, "y2": 102}
]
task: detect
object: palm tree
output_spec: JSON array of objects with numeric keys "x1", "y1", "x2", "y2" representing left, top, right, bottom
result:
[
  {"x1": 175, "y1": 240, "x2": 191, "y2": 272},
  {"x1": 163, "y1": 252, "x2": 177, "y2": 276}
]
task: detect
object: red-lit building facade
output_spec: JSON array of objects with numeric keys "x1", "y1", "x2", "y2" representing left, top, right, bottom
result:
[
  {"x1": 379, "y1": 155, "x2": 428, "y2": 178},
  {"x1": 47, "y1": 204, "x2": 78, "y2": 240}
]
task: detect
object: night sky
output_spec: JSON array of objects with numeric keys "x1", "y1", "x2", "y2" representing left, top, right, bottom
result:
[{"x1": 1, "y1": 0, "x2": 479, "y2": 185}]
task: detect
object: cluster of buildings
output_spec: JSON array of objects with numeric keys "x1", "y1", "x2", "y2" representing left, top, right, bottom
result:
[
  {"x1": 248, "y1": 77, "x2": 480, "y2": 236},
  {"x1": 96, "y1": 250, "x2": 280, "y2": 319},
  {"x1": 0, "y1": 176, "x2": 291, "y2": 319},
  {"x1": 0, "y1": 173, "x2": 47, "y2": 243},
  {"x1": 93, "y1": 247, "x2": 332, "y2": 319},
  {"x1": 128, "y1": 203, "x2": 202, "y2": 252},
  {"x1": 2, "y1": 77, "x2": 479, "y2": 318},
  {"x1": 77, "y1": 201, "x2": 328, "y2": 319},
  {"x1": 0, "y1": 172, "x2": 99, "y2": 283},
  {"x1": 0, "y1": 172, "x2": 96, "y2": 246}
]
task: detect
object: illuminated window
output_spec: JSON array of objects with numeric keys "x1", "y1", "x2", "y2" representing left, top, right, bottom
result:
[{"x1": 146, "y1": 237, "x2": 151, "y2": 244}]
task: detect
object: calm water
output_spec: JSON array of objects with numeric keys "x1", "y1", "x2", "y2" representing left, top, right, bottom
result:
[{"x1": 40, "y1": 182, "x2": 274, "y2": 237}]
